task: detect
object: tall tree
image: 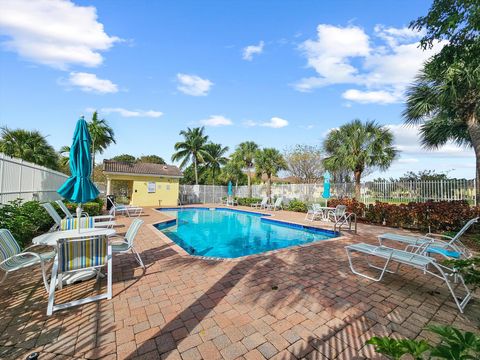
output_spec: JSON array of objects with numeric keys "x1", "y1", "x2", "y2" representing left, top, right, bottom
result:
[
  {"x1": 405, "y1": 0, "x2": 480, "y2": 200},
  {"x1": 284, "y1": 144, "x2": 324, "y2": 184},
  {"x1": 203, "y1": 143, "x2": 229, "y2": 185},
  {"x1": 323, "y1": 120, "x2": 398, "y2": 199},
  {"x1": 88, "y1": 112, "x2": 116, "y2": 180},
  {"x1": 221, "y1": 160, "x2": 246, "y2": 187},
  {"x1": 138, "y1": 155, "x2": 165, "y2": 164},
  {"x1": 112, "y1": 154, "x2": 136, "y2": 162},
  {"x1": 171, "y1": 127, "x2": 209, "y2": 185},
  {"x1": 232, "y1": 141, "x2": 259, "y2": 197},
  {"x1": 255, "y1": 148, "x2": 287, "y2": 199},
  {"x1": 0, "y1": 127, "x2": 59, "y2": 169}
]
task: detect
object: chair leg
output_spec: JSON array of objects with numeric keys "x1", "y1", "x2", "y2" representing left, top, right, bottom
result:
[
  {"x1": 38, "y1": 259, "x2": 50, "y2": 292},
  {"x1": 346, "y1": 249, "x2": 392, "y2": 282},
  {"x1": 0, "y1": 271, "x2": 8, "y2": 287},
  {"x1": 47, "y1": 256, "x2": 59, "y2": 316},
  {"x1": 131, "y1": 247, "x2": 145, "y2": 269},
  {"x1": 107, "y1": 245, "x2": 112, "y2": 300}
]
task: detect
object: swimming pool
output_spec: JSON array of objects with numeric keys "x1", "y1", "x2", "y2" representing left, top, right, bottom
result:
[{"x1": 155, "y1": 208, "x2": 338, "y2": 258}]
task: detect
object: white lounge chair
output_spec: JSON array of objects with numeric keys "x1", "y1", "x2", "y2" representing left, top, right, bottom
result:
[
  {"x1": 345, "y1": 243, "x2": 472, "y2": 313},
  {"x1": 111, "y1": 218, "x2": 145, "y2": 268},
  {"x1": 251, "y1": 197, "x2": 268, "y2": 209},
  {"x1": 0, "y1": 229, "x2": 55, "y2": 292},
  {"x1": 55, "y1": 199, "x2": 114, "y2": 222},
  {"x1": 42, "y1": 203, "x2": 115, "y2": 230},
  {"x1": 305, "y1": 203, "x2": 322, "y2": 221},
  {"x1": 267, "y1": 197, "x2": 283, "y2": 211},
  {"x1": 47, "y1": 234, "x2": 112, "y2": 315},
  {"x1": 378, "y1": 217, "x2": 478, "y2": 259},
  {"x1": 107, "y1": 198, "x2": 143, "y2": 217}
]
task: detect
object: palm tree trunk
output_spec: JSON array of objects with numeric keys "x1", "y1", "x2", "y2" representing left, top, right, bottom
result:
[
  {"x1": 92, "y1": 151, "x2": 96, "y2": 181},
  {"x1": 354, "y1": 170, "x2": 362, "y2": 200},
  {"x1": 247, "y1": 170, "x2": 252, "y2": 198},
  {"x1": 467, "y1": 113, "x2": 480, "y2": 204},
  {"x1": 194, "y1": 157, "x2": 198, "y2": 185}
]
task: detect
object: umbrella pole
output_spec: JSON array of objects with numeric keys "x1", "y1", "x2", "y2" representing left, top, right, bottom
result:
[{"x1": 76, "y1": 204, "x2": 82, "y2": 233}]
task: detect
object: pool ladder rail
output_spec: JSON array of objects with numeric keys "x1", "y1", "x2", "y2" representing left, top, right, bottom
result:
[{"x1": 334, "y1": 212, "x2": 357, "y2": 234}]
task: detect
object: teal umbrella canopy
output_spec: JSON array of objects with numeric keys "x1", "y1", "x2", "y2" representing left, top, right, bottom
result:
[
  {"x1": 228, "y1": 181, "x2": 233, "y2": 196},
  {"x1": 322, "y1": 171, "x2": 331, "y2": 199},
  {"x1": 57, "y1": 117, "x2": 99, "y2": 203}
]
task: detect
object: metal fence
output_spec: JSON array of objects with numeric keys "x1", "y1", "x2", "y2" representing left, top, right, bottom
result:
[
  {"x1": 0, "y1": 154, "x2": 68, "y2": 204},
  {"x1": 180, "y1": 179, "x2": 476, "y2": 205}
]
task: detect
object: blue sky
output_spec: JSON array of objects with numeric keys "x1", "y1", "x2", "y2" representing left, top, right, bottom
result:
[{"x1": 0, "y1": 0, "x2": 474, "y2": 179}]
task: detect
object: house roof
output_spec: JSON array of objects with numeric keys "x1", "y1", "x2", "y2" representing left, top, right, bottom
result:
[{"x1": 103, "y1": 160, "x2": 182, "y2": 178}]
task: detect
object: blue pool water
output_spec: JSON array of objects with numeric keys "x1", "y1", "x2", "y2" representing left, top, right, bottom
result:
[{"x1": 155, "y1": 208, "x2": 338, "y2": 258}]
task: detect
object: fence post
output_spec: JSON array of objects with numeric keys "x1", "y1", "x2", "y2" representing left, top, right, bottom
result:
[{"x1": 0, "y1": 154, "x2": 4, "y2": 204}]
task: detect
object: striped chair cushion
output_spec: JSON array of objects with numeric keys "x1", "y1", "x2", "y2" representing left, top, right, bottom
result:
[
  {"x1": 125, "y1": 219, "x2": 144, "y2": 246},
  {"x1": 58, "y1": 235, "x2": 107, "y2": 272},
  {"x1": 60, "y1": 217, "x2": 95, "y2": 231},
  {"x1": 0, "y1": 229, "x2": 21, "y2": 263}
]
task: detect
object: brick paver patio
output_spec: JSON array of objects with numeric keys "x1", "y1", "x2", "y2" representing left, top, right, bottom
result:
[{"x1": 1, "y1": 206, "x2": 478, "y2": 359}]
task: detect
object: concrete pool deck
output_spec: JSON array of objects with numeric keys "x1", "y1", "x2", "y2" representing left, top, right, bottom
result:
[{"x1": 0, "y1": 205, "x2": 478, "y2": 359}]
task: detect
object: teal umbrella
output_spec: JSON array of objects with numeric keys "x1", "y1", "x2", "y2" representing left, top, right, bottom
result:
[
  {"x1": 58, "y1": 117, "x2": 99, "y2": 220},
  {"x1": 228, "y1": 181, "x2": 233, "y2": 196},
  {"x1": 322, "y1": 170, "x2": 331, "y2": 200}
]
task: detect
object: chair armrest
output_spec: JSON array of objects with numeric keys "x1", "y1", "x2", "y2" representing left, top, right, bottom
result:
[
  {"x1": 424, "y1": 233, "x2": 454, "y2": 241},
  {"x1": 0, "y1": 251, "x2": 44, "y2": 268}
]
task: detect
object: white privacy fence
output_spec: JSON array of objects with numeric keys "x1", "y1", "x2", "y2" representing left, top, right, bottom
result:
[
  {"x1": 0, "y1": 154, "x2": 68, "y2": 204},
  {"x1": 180, "y1": 179, "x2": 476, "y2": 205}
]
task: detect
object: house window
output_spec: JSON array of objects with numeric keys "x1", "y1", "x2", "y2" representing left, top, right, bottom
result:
[{"x1": 147, "y1": 182, "x2": 156, "y2": 193}]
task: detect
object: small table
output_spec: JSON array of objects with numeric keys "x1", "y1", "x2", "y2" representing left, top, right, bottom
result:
[
  {"x1": 317, "y1": 207, "x2": 335, "y2": 221},
  {"x1": 33, "y1": 228, "x2": 116, "y2": 285}
]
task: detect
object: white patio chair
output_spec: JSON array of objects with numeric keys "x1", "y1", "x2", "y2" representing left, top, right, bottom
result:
[
  {"x1": 305, "y1": 203, "x2": 322, "y2": 221},
  {"x1": 55, "y1": 200, "x2": 114, "y2": 222},
  {"x1": 47, "y1": 234, "x2": 112, "y2": 316},
  {"x1": 326, "y1": 205, "x2": 347, "y2": 223},
  {"x1": 0, "y1": 229, "x2": 55, "y2": 292},
  {"x1": 378, "y1": 217, "x2": 478, "y2": 259},
  {"x1": 42, "y1": 203, "x2": 115, "y2": 230},
  {"x1": 251, "y1": 197, "x2": 268, "y2": 209},
  {"x1": 267, "y1": 197, "x2": 283, "y2": 211},
  {"x1": 111, "y1": 218, "x2": 145, "y2": 268},
  {"x1": 345, "y1": 243, "x2": 472, "y2": 313},
  {"x1": 107, "y1": 197, "x2": 143, "y2": 217}
]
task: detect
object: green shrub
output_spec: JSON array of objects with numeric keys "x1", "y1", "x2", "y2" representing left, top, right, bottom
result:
[
  {"x1": 0, "y1": 199, "x2": 54, "y2": 248},
  {"x1": 64, "y1": 199, "x2": 103, "y2": 216},
  {"x1": 286, "y1": 199, "x2": 308, "y2": 213},
  {"x1": 237, "y1": 197, "x2": 262, "y2": 206}
]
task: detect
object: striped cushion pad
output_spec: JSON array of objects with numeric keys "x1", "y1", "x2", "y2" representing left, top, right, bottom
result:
[
  {"x1": 0, "y1": 250, "x2": 56, "y2": 271},
  {"x1": 60, "y1": 217, "x2": 95, "y2": 230},
  {"x1": 0, "y1": 229, "x2": 21, "y2": 263},
  {"x1": 59, "y1": 235, "x2": 107, "y2": 272}
]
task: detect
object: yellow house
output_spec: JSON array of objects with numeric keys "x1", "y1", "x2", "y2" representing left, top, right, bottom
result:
[{"x1": 103, "y1": 160, "x2": 182, "y2": 207}]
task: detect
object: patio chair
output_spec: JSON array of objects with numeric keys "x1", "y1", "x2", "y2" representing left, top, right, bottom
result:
[
  {"x1": 345, "y1": 243, "x2": 472, "y2": 313},
  {"x1": 267, "y1": 197, "x2": 283, "y2": 211},
  {"x1": 55, "y1": 200, "x2": 114, "y2": 222},
  {"x1": 305, "y1": 203, "x2": 322, "y2": 221},
  {"x1": 226, "y1": 196, "x2": 238, "y2": 206},
  {"x1": 107, "y1": 198, "x2": 143, "y2": 217},
  {"x1": 47, "y1": 234, "x2": 112, "y2": 315},
  {"x1": 378, "y1": 217, "x2": 478, "y2": 259},
  {"x1": 251, "y1": 197, "x2": 268, "y2": 209},
  {"x1": 326, "y1": 205, "x2": 347, "y2": 223},
  {"x1": 111, "y1": 218, "x2": 145, "y2": 268},
  {"x1": 42, "y1": 203, "x2": 115, "y2": 230},
  {"x1": 0, "y1": 229, "x2": 55, "y2": 292}
]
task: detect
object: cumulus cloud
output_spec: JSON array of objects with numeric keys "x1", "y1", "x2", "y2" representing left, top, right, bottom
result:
[
  {"x1": 242, "y1": 41, "x2": 264, "y2": 61},
  {"x1": 176, "y1": 73, "x2": 213, "y2": 96},
  {"x1": 67, "y1": 72, "x2": 118, "y2": 93},
  {"x1": 245, "y1": 117, "x2": 289, "y2": 128},
  {"x1": 100, "y1": 108, "x2": 162, "y2": 118},
  {"x1": 0, "y1": 0, "x2": 120, "y2": 69},
  {"x1": 294, "y1": 24, "x2": 444, "y2": 103},
  {"x1": 199, "y1": 115, "x2": 233, "y2": 127}
]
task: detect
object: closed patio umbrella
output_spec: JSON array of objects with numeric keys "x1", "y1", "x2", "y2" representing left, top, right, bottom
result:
[
  {"x1": 57, "y1": 117, "x2": 99, "y2": 231},
  {"x1": 322, "y1": 170, "x2": 331, "y2": 206},
  {"x1": 228, "y1": 181, "x2": 233, "y2": 197}
]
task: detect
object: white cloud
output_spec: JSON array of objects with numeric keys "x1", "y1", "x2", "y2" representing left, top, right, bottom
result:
[
  {"x1": 176, "y1": 73, "x2": 213, "y2": 96},
  {"x1": 100, "y1": 108, "x2": 162, "y2": 118},
  {"x1": 242, "y1": 41, "x2": 264, "y2": 61},
  {"x1": 242, "y1": 117, "x2": 289, "y2": 128},
  {"x1": 294, "y1": 24, "x2": 445, "y2": 103},
  {"x1": 199, "y1": 115, "x2": 233, "y2": 127},
  {"x1": 397, "y1": 158, "x2": 419, "y2": 164},
  {"x1": 0, "y1": 0, "x2": 120, "y2": 69},
  {"x1": 67, "y1": 72, "x2": 118, "y2": 93},
  {"x1": 342, "y1": 89, "x2": 400, "y2": 104}
]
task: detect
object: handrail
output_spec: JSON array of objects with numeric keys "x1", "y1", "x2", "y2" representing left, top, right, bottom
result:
[{"x1": 334, "y1": 212, "x2": 357, "y2": 234}]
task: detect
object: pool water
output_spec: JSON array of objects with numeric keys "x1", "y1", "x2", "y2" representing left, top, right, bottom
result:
[{"x1": 155, "y1": 208, "x2": 338, "y2": 258}]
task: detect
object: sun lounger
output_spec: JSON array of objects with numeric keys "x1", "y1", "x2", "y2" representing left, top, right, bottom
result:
[
  {"x1": 345, "y1": 243, "x2": 472, "y2": 313},
  {"x1": 55, "y1": 199, "x2": 114, "y2": 222},
  {"x1": 42, "y1": 203, "x2": 115, "y2": 230}
]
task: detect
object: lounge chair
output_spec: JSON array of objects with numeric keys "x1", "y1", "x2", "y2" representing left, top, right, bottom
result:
[
  {"x1": 111, "y1": 218, "x2": 145, "y2": 268},
  {"x1": 47, "y1": 234, "x2": 112, "y2": 315},
  {"x1": 42, "y1": 203, "x2": 115, "y2": 230},
  {"x1": 55, "y1": 200, "x2": 114, "y2": 222},
  {"x1": 305, "y1": 203, "x2": 322, "y2": 221},
  {"x1": 345, "y1": 243, "x2": 472, "y2": 313},
  {"x1": 251, "y1": 197, "x2": 268, "y2": 209},
  {"x1": 267, "y1": 197, "x2": 283, "y2": 211},
  {"x1": 378, "y1": 217, "x2": 478, "y2": 259},
  {"x1": 107, "y1": 198, "x2": 143, "y2": 217},
  {"x1": 0, "y1": 229, "x2": 55, "y2": 292}
]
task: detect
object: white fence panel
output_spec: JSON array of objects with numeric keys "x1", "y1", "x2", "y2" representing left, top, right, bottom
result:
[{"x1": 0, "y1": 154, "x2": 69, "y2": 204}]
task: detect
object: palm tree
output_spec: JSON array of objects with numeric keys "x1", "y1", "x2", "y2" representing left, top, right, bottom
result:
[
  {"x1": 203, "y1": 143, "x2": 229, "y2": 185},
  {"x1": 323, "y1": 119, "x2": 397, "y2": 199},
  {"x1": 232, "y1": 141, "x2": 259, "y2": 198},
  {"x1": 403, "y1": 51, "x2": 480, "y2": 201},
  {"x1": 221, "y1": 160, "x2": 245, "y2": 187},
  {"x1": 0, "y1": 127, "x2": 59, "y2": 169},
  {"x1": 88, "y1": 112, "x2": 116, "y2": 180},
  {"x1": 171, "y1": 127, "x2": 210, "y2": 185},
  {"x1": 254, "y1": 148, "x2": 287, "y2": 199}
]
